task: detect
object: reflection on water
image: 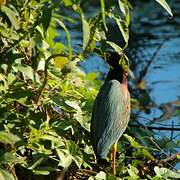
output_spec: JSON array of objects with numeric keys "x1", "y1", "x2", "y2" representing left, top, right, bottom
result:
[{"x1": 129, "y1": 0, "x2": 180, "y2": 169}]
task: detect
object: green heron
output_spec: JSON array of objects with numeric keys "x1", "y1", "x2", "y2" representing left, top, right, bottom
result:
[{"x1": 90, "y1": 53, "x2": 131, "y2": 175}]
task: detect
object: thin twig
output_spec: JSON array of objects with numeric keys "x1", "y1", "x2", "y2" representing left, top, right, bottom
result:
[
  {"x1": 35, "y1": 53, "x2": 68, "y2": 104},
  {"x1": 139, "y1": 38, "x2": 168, "y2": 81},
  {"x1": 131, "y1": 114, "x2": 180, "y2": 127},
  {"x1": 131, "y1": 124, "x2": 180, "y2": 131},
  {"x1": 78, "y1": 169, "x2": 97, "y2": 174},
  {"x1": 159, "y1": 152, "x2": 180, "y2": 163}
]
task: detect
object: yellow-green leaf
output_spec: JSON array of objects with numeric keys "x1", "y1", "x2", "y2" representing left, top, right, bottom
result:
[
  {"x1": 106, "y1": 41, "x2": 123, "y2": 55},
  {"x1": 155, "y1": 0, "x2": 173, "y2": 16},
  {"x1": 54, "y1": 56, "x2": 68, "y2": 69},
  {"x1": 81, "y1": 11, "x2": 90, "y2": 50},
  {"x1": 0, "y1": 131, "x2": 21, "y2": 145},
  {"x1": 100, "y1": 0, "x2": 107, "y2": 31},
  {"x1": 1, "y1": 6, "x2": 20, "y2": 30}
]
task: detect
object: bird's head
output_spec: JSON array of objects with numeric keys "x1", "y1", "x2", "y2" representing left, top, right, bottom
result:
[{"x1": 104, "y1": 51, "x2": 134, "y2": 79}]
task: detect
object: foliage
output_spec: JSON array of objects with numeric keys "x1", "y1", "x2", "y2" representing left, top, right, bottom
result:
[{"x1": 0, "y1": 0, "x2": 178, "y2": 179}]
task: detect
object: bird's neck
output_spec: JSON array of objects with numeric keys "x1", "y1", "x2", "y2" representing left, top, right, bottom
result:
[
  {"x1": 106, "y1": 69, "x2": 128, "y2": 87},
  {"x1": 122, "y1": 74, "x2": 128, "y2": 87}
]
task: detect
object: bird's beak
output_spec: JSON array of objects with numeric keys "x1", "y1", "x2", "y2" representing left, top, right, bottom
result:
[{"x1": 128, "y1": 68, "x2": 136, "y2": 80}]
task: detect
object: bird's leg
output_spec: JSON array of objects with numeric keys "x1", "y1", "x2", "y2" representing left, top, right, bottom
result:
[{"x1": 111, "y1": 143, "x2": 117, "y2": 175}]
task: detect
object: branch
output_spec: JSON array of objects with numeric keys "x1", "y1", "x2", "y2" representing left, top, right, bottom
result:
[
  {"x1": 131, "y1": 124, "x2": 180, "y2": 131},
  {"x1": 159, "y1": 152, "x2": 180, "y2": 163},
  {"x1": 139, "y1": 38, "x2": 168, "y2": 81},
  {"x1": 35, "y1": 53, "x2": 68, "y2": 104}
]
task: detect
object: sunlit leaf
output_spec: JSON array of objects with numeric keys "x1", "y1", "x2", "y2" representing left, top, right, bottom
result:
[
  {"x1": 100, "y1": 0, "x2": 107, "y2": 31},
  {"x1": 0, "y1": 131, "x2": 21, "y2": 145},
  {"x1": 89, "y1": 171, "x2": 107, "y2": 179},
  {"x1": 33, "y1": 170, "x2": 50, "y2": 175},
  {"x1": 127, "y1": 165, "x2": 139, "y2": 179},
  {"x1": 155, "y1": 0, "x2": 173, "y2": 16},
  {"x1": 141, "y1": 149, "x2": 154, "y2": 160},
  {"x1": 81, "y1": 10, "x2": 90, "y2": 50},
  {"x1": 57, "y1": 140, "x2": 83, "y2": 169},
  {"x1": 65, "y1": 100, "x2": 81, "y2": 112},
  {"x1": 1, "y1": 6, "x2": 20, "y2": 30},
  {"x1": 54, "y1": 56, "x2": 68, "y2": 69},
  {"x1": 86, "y1": 72, "x2": 99, "y2": 81},
  {"x1": 0, "y1": 169, "x2": 14, "y2": 180},
  {"x1": 57, "y1": 149, "x2": 72, "y2": 168},
  {"x1": 62, "y1": 0, "x2": 72, "y2": 6},
  {"x1": 0, "y1": 150, "x2": 23, "y2": 164},
  {"x1": 124, "y1": 134, "x2": 142, "y2": 149},
  {"x1": 55, "y1": 18, "x2": 72, "y2": 60},
  {"x1": 177, "y1": 154, "x2": 180, "y2": 159},
  {"x1": 17, "y1": 65, "x2": 34, "y2": 81},
  {"x1": 115, "y1": 18, "x2": 129, "y2": 43},
  {"x1": 118, "y1": 0, "x2": 126, "y2": 16},
  {"x1": 154, "y1": 166, "x2": 180, "y2": 179},
  {"x1": 106, "y1": 41, "x2": 123, "y2": 55}
]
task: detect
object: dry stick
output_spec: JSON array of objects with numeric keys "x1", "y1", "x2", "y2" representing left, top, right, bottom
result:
[
  {"x1": 159, "y1": 152, "x2": 180, "y2": 163},
  {"x1": 78, "y1": 169, "x2": 97, "y2": 175},
  {"x1": 131, "y1": 114, "x2": 180, "y2": 127}
]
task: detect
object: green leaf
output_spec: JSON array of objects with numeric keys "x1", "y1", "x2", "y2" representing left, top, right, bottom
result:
[
  {"x1": 32, "y1": 170, "x2": 50, "y2": 175},
  {"x1": 7, "y1": 73, "x2": 16, "y2": 85},
  {"x1": 0, "y1": 131, "x2": 21, "y2": 145},
  {"x1": 154, "y1": 166, "x2": 180, "y2": 179},
  {"x1": 86, "y1": 72, "x2": 99, "y2": 81},
  {"x1": 127, "y1": 165, "x2": 139, "y2": 179},
  {"x1": 141, "y1": 148, "x2": 155, "y2": 160},
  {"x1": 56, "y1": 149, "x2": 72, "y2": 168},
  {"x1": 0, "y1": 150, "x2": 23, "y2": 164},
  {"x1": 16, "y1": 65, "x2": 34, "y2": 81},
  {"x1": 155, "y1": 0, "x2": 173, "y2": 16},
  {"x1": 1, "y1": 5, "x2": 20, "y2": 30},
  {"x1": 62, "y1": 0, "x2": 72, "y2": 6},
  {"x1": 81, "y1": 11, "x2": 90, "y2": 50},
  {"x1": 66, "y1": 140, "x2": 83, "y2": 168},
  {"x1": 55, "y1": 18, "x2": 72, "y2": 60},
  {"x1": 0, "y1": 169, "x2": 15, "y2": 180},
  {"x1": 54, "y1": 56, "x2": 68, "y2": 69},
  {"x1": 100, "y1": 0, "x2": 107, "y2": 31},
  {"x1": 124, "y1": 134, "x2": 142, "y2": 149},
  {"x1": 41, "y1": 7, "x2": 52, "y2": 34},
  {"x1": 57, "y1": 140, "x2": 83, "y2": 169},
  {"x1": 65, "y1": 100, "x2": 81, "y2": 112},
  {"x1": 115, "y1": 17, "x2": 129, "y2": 43},
  {"x1": 106, "y1": 41, "x2": 123, "y2": 55}
]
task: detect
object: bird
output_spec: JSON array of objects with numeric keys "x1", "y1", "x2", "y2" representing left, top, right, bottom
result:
[{"x1": 90, "y1": 52, "x2": 131, "y2": 175}]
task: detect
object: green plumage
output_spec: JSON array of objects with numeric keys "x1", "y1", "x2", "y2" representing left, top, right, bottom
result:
[{"x1": 91, "y1": 79, "x2": 130, "y2": 159}]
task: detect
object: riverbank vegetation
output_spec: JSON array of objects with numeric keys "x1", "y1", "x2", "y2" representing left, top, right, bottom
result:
[{"x1": 0, "y1": 0, "x2": 179, "y2": 179}]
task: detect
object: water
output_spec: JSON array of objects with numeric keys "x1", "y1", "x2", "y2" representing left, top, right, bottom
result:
[{"x1": 129, "y1": 0, "x2": 180, "y2": 169}]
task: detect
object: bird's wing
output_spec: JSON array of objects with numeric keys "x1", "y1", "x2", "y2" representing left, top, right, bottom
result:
[{"x1": 91, "y1": 80, "x2": 130, "y2": 158}]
